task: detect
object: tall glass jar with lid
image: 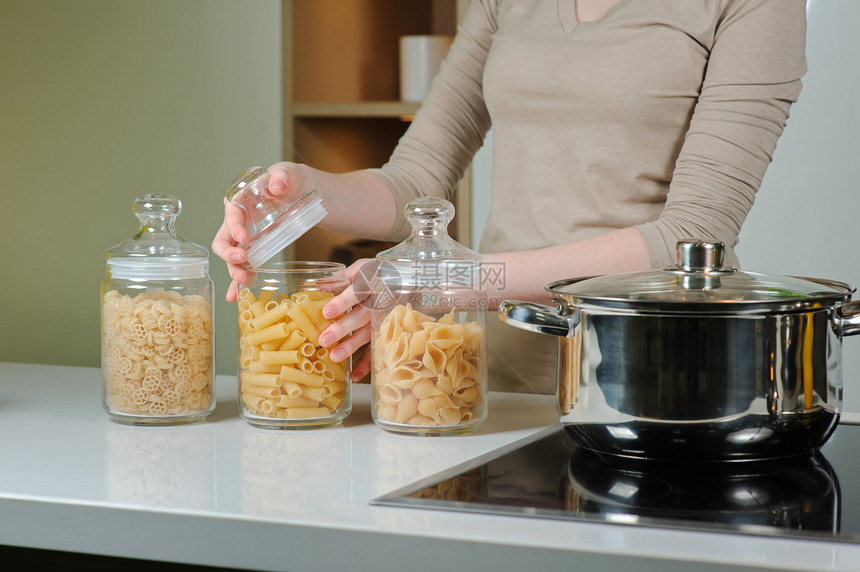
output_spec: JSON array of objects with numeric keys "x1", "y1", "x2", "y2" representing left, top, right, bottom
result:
[
  {"x1": 236, "y1": 261, "x2": 352, "y2": 429},
  {"x1": 101, "y1": 194, "x2": 215, "y2": 425},
  {"x1": 370, "y1": 197, "x2": 488, "y2": 435}
]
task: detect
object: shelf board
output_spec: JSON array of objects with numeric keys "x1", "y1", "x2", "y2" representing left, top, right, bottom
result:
[{"x1": 292, "y1": 101, "x2": 422, "y2": 118}]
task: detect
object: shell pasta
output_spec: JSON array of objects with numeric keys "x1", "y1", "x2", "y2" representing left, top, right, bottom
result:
[
  {"x1": 102, "y1": 289, "x2": 214, "y2": 418},
  {"x1": 238, "y1": 287, "x2": 349, "y2": 424},
  {"x1": 371, "y1": 303, "x2": 486, "y2": 430}
]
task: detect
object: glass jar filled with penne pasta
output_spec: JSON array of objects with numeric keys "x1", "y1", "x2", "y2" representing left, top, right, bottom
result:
[
  {"x1": 370, "y1": 198, "x2": 488, "y2": 436},
  {"x1": 237, "y1": 261, "x2": 351, "y2": 428},
  {"x1": 101, "y1": 194, "x2": 216, "y2": 425}
]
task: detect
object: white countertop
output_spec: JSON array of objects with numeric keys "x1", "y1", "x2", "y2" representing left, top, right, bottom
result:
[{"x1": 1, "y1": 361, "x2": 859, "y2": 572}]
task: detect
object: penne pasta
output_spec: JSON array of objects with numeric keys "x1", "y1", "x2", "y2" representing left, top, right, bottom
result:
[
  {"x1": 324, "y1": 380, "x2": 347, "y2": 395},
  {"x1": 279, "y1": 365, "x2": 325, "y2": 388},
  {"x1": 245, "y1": 323, "x2": 290, "y2": 347},
  {"x1": 286, "y1": 303, "x2": 321, "y2": 346},
  {"x1": 321, "y1": 392, "x2": 345, "y2": 411},
  {"x1": 278, "y1": 330, "x2": 307, "y2": 351},
  {"x1": 280, "y1": 380, "x2": 303, "y2": 399},
  {"x1": 299, "y1": 358, "x2": 315, "y2": 373},
  {"x1": 300, "y1": 290, "x2": 332, "y2": 302},
  {"x1": 285, "y1": 407, "x2": 330, "y2": 420},
  {"x1": 244, "y1": 384, "x2": 281, "y2": 398},
  {"x1": 248, "y1": 361, "x2": 281, "y2": 375},
  {"x1": 249, "y1": 300, "x2": 267, "y2": 318},
  {"x1": 241, "y1": 372, "x2": 280, "y2": 388},
  {"x1": 299, "y1": 342, "x2": 317, "y2": 358},
  {"x1": 275, "y1": 395, "x2": 319, "y2": 409},
  {"x1": 256, "y1": 289, "x2": 275, "y2": 305},
  {"x1": 259, "y1": 350, "x2": 301, "y2": 366},
  {"x1": 300, "y1": 385, "x2": 327, "y2": 402},
  {"x1": 250, "y1": 300, "x2": 292, "y2": 331},
  {"x1": 236, "y1": 285, "x2": 350, "y2": 424},
  {"x1": 317, "y1": 350, "x2": 347, "y2": 379}
]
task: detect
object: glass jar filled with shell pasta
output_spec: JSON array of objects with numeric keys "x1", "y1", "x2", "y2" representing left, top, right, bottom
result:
[
  {"x1": 370, "y1": 198, "x2": 488, "y2": 436},
  {"x1": 101, "y1": 194, "x2": 216, "y2": 425},
  {"x1": 237, "y1": 261, "x2": 351, "y2": 429}
]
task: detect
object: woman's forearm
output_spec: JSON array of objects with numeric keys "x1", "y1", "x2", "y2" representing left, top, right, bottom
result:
[
  {"x1": 300, "y1": 166, "x2": 398, "y2": 240},
  {"x1": 483, "y1": 226, "x2": 652, "y2": 308}
]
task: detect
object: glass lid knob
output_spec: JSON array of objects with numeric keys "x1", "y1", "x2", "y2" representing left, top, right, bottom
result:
[
  {"x1": 405, "y1": 197, "x2": 455, "y2": 227},
  {"x1": 133, "y1": 194, "x2": 182, "y2": 221}
]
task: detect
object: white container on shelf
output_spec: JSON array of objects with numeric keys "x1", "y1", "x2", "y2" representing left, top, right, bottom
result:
[{"x1": 399, "y1": 35, "x2": 454, "y2": 102}]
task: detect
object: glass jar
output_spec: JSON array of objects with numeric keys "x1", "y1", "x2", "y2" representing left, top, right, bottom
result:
[
  {"x1": 370, "y1": 198, "x2": 488, "y2": 436},
  {"x1": 237, "y1": 261, "x2": 351, "y2": 428},
  {"x1": 101, "y1": 194, "x2": 215, "y2": 425}
]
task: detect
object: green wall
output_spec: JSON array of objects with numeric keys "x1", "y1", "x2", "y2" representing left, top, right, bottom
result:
[{"x1": 0, "y1": 0, "x2": 282, "y2": 376}]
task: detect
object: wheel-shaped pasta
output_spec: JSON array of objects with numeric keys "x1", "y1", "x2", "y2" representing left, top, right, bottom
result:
[{"x1": 102, "y1": 290, "x2": 214, "y2": 420}]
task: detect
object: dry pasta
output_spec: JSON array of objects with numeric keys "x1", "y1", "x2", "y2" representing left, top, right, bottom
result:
[
  {"x1": 372, "y1": 303, "x2": 486, "y2": 428},
  {"x1": 238, "y1": 287, "x2": 349, "y2": 422},
  {"x1": 102, "y1": 289, "x2": 213, "y2": 417}
]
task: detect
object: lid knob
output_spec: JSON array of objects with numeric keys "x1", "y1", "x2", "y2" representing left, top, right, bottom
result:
[
  {"x1": 676, "y1": 240, "x2": 725, "y2": 272},
  {"x1": 405, "y1": 197, "x2": 455, "y2": 225},
  {"x1": 133, "y1": 194, "x2": 182, "y2": 221}
]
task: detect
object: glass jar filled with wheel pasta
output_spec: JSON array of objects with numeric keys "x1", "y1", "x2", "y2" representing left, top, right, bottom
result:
[
  {"x1": 370, "y1": 198, "x2": 487, "y2": 436},
  {"x1": 101, "y1": 194, "x2": 216, "y2": 425},
  {"x1": 237, "y1": 261, "x2": 351, "y2": 428}
]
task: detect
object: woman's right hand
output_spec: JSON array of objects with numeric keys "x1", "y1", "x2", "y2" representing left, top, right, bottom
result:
[
  {"x1": 317, "y1": 259, "x2": 376, "y2": 382},
  {"x1": 212, "y1": 162, "x2": 312, "y2": 302}
]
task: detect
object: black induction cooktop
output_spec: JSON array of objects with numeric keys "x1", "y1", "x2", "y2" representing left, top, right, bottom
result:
[{"x1": 373, "y1": 423, "x2": 860, "y2": 543}]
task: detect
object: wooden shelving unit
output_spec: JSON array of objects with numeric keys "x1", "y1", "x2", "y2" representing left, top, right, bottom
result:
[
  {"x1": 293, "y1": 101, "x2": 422, "y2": 119},
  {"x1": 283, "y1": 0, "x2": 472, "y2": 264}
]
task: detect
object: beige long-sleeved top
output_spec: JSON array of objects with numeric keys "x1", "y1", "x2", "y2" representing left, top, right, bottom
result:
[{"x1": 374, "y1": 0, "x2": 807, "y2": 393}]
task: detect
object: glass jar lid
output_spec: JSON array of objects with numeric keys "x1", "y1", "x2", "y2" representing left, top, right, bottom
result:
[
  {"x1": 376, "y1": 198, "x2": 482, "y2": 289},
  {"x1": 106, "y1": 194, "x2": 209, "y2": 280},
  {"x1": 548, "y1": 239, "x2": 854, "y2": 314},
  {"x1": 226, "y1": 166, "x2": 327, "y2": 268}
]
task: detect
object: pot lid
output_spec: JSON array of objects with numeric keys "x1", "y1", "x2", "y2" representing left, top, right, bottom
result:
[{"x1": 548, "y1": 240, "x2": 854, "y2": 314}]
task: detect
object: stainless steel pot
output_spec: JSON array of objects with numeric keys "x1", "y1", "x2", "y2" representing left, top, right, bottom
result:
[{"x1": 500, "y1": 240, "x2": 860, "y2": 461}]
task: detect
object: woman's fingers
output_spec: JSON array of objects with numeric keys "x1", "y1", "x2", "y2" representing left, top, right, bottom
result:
[
  {"x1": 211, "y1": 222, "x2": 231, "y2": 258},
  {"x1": 319, "y1": 304, "x2": 370, "y2": 349},
  {"x1": 327, "y1": 323, "x2": 371, "y2": 364},
  {"x1": 321, "y1": 281, "x2": 369, "y2": 321},
  {"x1": 350, "y1": 350, "x2": 372, "y2": 383},
  {"x1": 213, "y1": 222, "x2": 247, "y2": 264},
  {"x1": 266, "y1": 162, "x2": 307, "y2": 201},
  {"x1": 310, "y1": 258, "x2": 378, "y2": 371},
  {"x1": 218, "y1": 260, "x2": 253, "y2": 303},
  {"x1": 266, "y1": 163, "x2": 292, "y2": 197},
  {"x1": 344, "y1": 258, "x2": 374, "y2": 281},
  {"x1": 322, "y1": 259, "x2": 376, "y2": 319},
  {"x1": 223, "y1": 197, "x2": 249, "y2": 245},
  {"x1": 226, "y1": 278, "x2": 240, "y2": 303}
]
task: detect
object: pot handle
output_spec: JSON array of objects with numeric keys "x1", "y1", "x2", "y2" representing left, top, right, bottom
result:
[
  {"x1": 498, "y1": 300, "x2": 572, "y2": 337},
  {"x1": 835, "y1": 301, "x2": 860, "y2": 337}
]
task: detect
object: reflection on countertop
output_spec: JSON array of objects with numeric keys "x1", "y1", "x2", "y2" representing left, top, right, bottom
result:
[{"x1": 105, "y1": 423, "x2": 216, "y2": 510}]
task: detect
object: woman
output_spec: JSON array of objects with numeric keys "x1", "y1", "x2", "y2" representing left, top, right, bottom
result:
[{"x1": 213, "y1": 0, "x2": 807, "y2": 393}]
